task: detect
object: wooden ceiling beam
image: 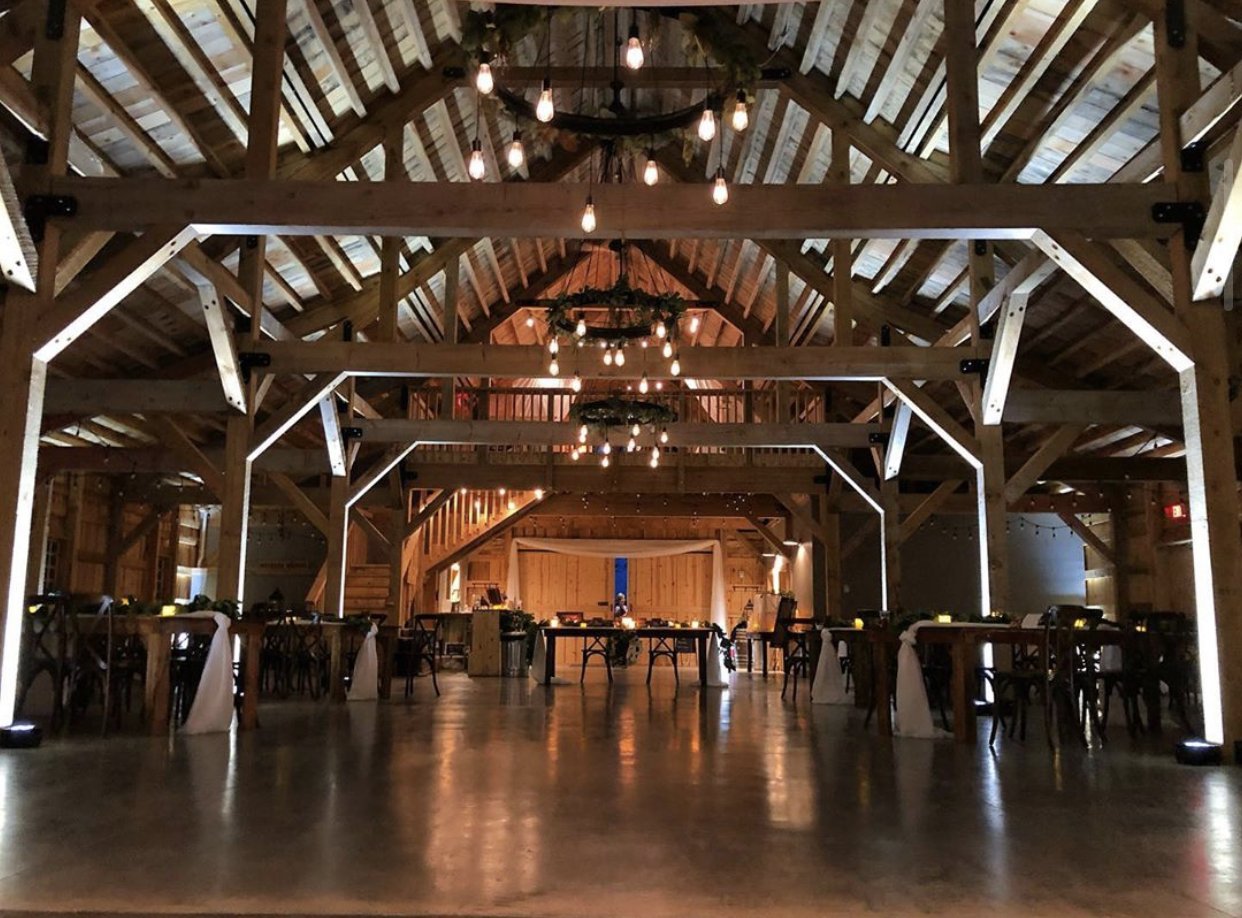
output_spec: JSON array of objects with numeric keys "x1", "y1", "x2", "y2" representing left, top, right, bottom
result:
[
  {"x1": 48, "y1": 177, "x2": 1169, "y2": 240},
  {"x1": 254, "y1": 340, "x2": 974, "y2": 381}
]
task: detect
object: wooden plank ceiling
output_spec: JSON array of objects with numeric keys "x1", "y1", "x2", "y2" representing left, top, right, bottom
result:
[{"x1": 7, "y1": 0, "x2": 1242, "y2": 477}]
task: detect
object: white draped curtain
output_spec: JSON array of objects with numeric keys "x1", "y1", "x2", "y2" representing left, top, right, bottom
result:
[{"x1": 506, "y1": 537, "x2": 727, "y2": 628}]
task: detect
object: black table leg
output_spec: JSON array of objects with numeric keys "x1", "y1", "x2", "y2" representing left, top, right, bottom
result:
[
  {"x1": 698, "y1": 634, "x2": 708, "y2": 686},
  {"x1": 762, "y1": 638, "x2": 769, "y2": 678},
  {"x1": 747, "y1": 636, "x2": 753, "y2": 673},
  {"x1": 545, "y1": 634, "x2": 557, "y2": 685}
]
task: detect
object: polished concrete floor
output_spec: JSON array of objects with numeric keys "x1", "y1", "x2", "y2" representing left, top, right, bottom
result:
[{"x1": 1, "y1": 668, "x2": 1239, "y2": 917}]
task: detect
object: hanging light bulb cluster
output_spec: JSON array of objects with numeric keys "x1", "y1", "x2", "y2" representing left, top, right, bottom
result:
[{"x1": 567, "y1": 396, "x2": 676, "y2": 472}]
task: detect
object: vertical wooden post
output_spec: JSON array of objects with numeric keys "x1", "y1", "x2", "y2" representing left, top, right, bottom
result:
[
  {"x1": 25, "y1": 478, "x2": 53, "y2": 597},
  {"x1": 810, "y1": 492, "x2": 843, "y2": 621},
  {"x1": 102, "y1": 487, "x2": 124, "y2": 596},
  {"x1": 1154, "y1": 4, "x2": 1242, "y2": 749},
  {"x1": 217, "y1": 416, "x2": 253, "y2": 603},
  {"x1": 774, "y1": 263, "x2": 790, "y2": 420},
  {"x1": 0, "y1": 2, "x2": 80, "y2": 725},
  {"x1": 809, "y1": 493, "x2": 828, "y2": 621},
  {"x1": 880, "y1": 480, "x2": 902, "y2": 611},
  {"x1": 442, "y1": 254, "x2": 460, "y2": 417},
  {"x1": 830, "y1": 131, "x2": 853, "y2": 345},
  {"x1": 388, "y1": 501, "x2": 407, "y2": 622},
  {"x1": 62, "y1": 474, "x2": 85, "y2": 593},
  {"x1": 944, "y1": 0, "x2": 1008, "y2": 614},
  {"x1": 323, "y1": 476, "x2": 350, "y2": 617},
  {"x1": 378, "y1": 128, "x2": 404, "y2": 343}
]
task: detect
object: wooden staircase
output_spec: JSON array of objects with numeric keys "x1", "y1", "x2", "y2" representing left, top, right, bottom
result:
[
  {"x1": 420, "y1": 489, "x2": 546, "y2": 575},
  {"x1": 343, "y1": 563, "x2": 390, "y2": 615}
]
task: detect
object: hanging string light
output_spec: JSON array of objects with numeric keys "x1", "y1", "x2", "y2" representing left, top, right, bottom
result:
[
  {"x1": 630, "y1": 423, "x2": 640, "y2": 437},
  {"x1": 475, "y1": 53, "x2": 494, "y2": 95},
  {"x1": 661, "y1": 340, "x2": 673, "y2": 359},
  {"x1": 731, "y1": 90, "x2": 749, "y2": 131},
  {"x1": 614, "y1": 347, "x2": 625, "y2": 367},
  {"x1": 548, "y1": 337, "x2": 559, "y2": 356},
  {"x1": 712, "y1": 166, "x2": 729, "y2": 205},
  {"x1": 655, "y1": 320, "x2": 667, "y2": 339},
  {"x1": 575, "y1": 316, "x2": 588, "y2": 338},
  {"x1": 578, "y1": 424, "x2": 588, "y2": 444},
  {"x1": 689, "y1": 314, "x2": 700, "y2": 334},
  {"x1": 659, "y1": 428, "x2": 669, "y2": 444},
  {"x1": 650, "y1": 445, "x2": 660, "y2": 468},
  {"x1": 698, "y1": 105, "x2": 716, "y2": 142},
  {"x1": 638, "y1": 373, "x2": 649, "y2": 394},
  {"x1": 507, "y1": 130, "x2": 525, "y2": 169},
  {"x1": 571, "y1": 445, "x2": 581, "y2": 461},
  {"x1": 571, "y1": 372, "x2": 582, "y2": 393},
  {"x1": 536, "y1": 77, "x2": 555, "y2": 122},
  {"x1": 627, "y1": 435, "x2": 637, "y2": 452},
  {"x1": 548, "y1": 356, "x2": 559, "y2": 376},
  {"x1": 625, "y1": 19, "x2": 644, "y2": 70},
  {"x1": 603, "y1": 346, "x2": 613, "y2": 367},
  {"x1": 581, "y1": 195, "x2": 596, "y2": 233},
  {"x1": 670, "y1": 352, "x2": 681, "y2": 376},
  {"x1": 643, "y1": 150, "x2": 658, "y2": 186}
]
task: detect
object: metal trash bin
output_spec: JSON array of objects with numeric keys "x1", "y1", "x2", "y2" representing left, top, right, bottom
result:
[{"x1": 501, "y1": 632, "x2": 528, "y2": 677}]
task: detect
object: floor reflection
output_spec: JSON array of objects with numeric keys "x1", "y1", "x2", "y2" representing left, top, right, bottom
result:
[{"x1": 0, "y1": 669, "x2": 1237, "y2": 917}]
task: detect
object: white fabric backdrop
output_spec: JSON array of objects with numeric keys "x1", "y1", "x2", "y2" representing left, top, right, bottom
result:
[
  {"x1": 506, "y1": 538, "x2": 728, "y2": 628},
  {"x1": 181, "y1": 611, "x2": 236, "y2": 735}
]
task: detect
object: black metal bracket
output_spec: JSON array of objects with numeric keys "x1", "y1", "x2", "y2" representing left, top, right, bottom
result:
[
  {"x1": 237, "y1": 351, "x2": 271, "y2": 382},
  {"x1": 23, "y1": 194, "x2": 76, "y2": 243},
  {"x1": 1166, "y1": 0, "x2": 1186, "y2": 48},
  {"x1": 960, "y1": 357, "x2": 989, "y2": 377},
  {"x1": 879, "y1": 324, "x2": 892, "y2": 346},
  {"x1": 1181, "y1": 140, "x2": 1207, "y2": 173},
  {"x1": 1152, "y1": 201, "x2": 1206, "y2": 250},
  {"x1": 342, "y1": 426, "x2": 364, "y2": 441},
  {"x1": 46, "y1": 0, "x2": 67, "y2": 39},
  {"x1": 868, "y1": 432, "x2": 889, "y2": 446},
  {"x1": 342, "y1": 320, "x2": 354, "y2": 342}
]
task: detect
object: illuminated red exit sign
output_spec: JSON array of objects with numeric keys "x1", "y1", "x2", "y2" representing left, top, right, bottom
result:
[{"x1": 1163, "y1": 502, "x2": 1188, "y2": 521}]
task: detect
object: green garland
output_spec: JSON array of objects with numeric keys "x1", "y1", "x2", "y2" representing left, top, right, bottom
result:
[
  {"x1": 546, "y1": 279, "x2": 687, "y2": 340},
  {"x1": 569, "y1": 397, "x2": 677, "y2": 431}
]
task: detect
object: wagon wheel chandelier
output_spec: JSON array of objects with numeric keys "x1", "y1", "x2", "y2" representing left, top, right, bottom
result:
[
  {"x1": 458, "y1": 7, "x2": 763, "y2": 230},
  {"x1": 525, "y1": 241, "x2": 706, "y2": 390}
]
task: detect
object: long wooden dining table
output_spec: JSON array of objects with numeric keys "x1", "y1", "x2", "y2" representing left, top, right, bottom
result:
[
  {"x1": 71, "y1": 615, "x2": 400, "y2": 734},
  {"x1": 541, "y1": 625, "x2": 715, "y2": 686},
  {"x1": 826, "y1": 624, "x2": 1133, "y2": 745}
]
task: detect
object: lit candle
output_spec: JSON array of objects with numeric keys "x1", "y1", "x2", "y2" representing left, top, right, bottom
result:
[
  {"x1": 935, "y1": 613, "x2": 953, "y2": 624},
  {"x1": 852, "y1": 617, "x2": 864, "y2": 630}
]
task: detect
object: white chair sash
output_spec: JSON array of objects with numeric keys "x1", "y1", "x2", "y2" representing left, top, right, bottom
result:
[
  {"x1": 812, "y1": 628, "x2": 850, "y2": 704},
  {"x1": 182, "y1": 612, "x2": 236, "y2": 735},
  {"x1": 347, "y1": 624, "x2": 379, "y2": 701}
]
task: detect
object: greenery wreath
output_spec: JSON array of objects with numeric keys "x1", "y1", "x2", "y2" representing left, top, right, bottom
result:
[
  {"x1": 546, "y1": 279, "x2": 687, "y2": 340},
  {"x1": 568, "y1": 397, "x2": 677, "y2": 431}
]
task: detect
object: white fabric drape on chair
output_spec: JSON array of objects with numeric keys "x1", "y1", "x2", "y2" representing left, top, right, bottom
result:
[
  {"x1": 348, "y1": 624, "x2": 379, "y2": 701},
  {"x1": 181, "y1": 611, "x2": 236, "y2": 735},
  {"x1": 812, "y1": 628, "x2": 851, "y2": 704},
  {"x1": 506, "y1": 537, "x2": 728, "y2": 628}
]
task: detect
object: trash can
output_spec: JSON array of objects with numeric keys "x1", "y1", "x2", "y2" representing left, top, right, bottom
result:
[{"x1": 501, "y1": 632, "x2": 527, "y2": 677}]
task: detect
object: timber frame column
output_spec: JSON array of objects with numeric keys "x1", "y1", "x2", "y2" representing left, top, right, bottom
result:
[
  {"x1": 945, "y1": 0, "x2": 1008, "y2": 613},
  {"x1": 0, "y1": 1, "x2": 80, "y2": 725},
  {"x1": 217, "y1": 0, "x2": 287, "y2": 605},
  {"x1": 1155, "y1": 4, "x2": 1242, "y2": 749}
]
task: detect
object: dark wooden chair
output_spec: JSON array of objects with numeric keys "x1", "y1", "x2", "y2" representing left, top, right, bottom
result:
[
  {"x1": 772, "y1": 597, "x2": 811, "y2": 700},
  {"x1": 645, "y1": 632, "x2": 696, "y2": 686},
  {"x1": 580, "y1": 634, "x2": 613, "y2": 684},
  {"x1": 399, "y1": 614, "x2": 441, "y2": 697}
]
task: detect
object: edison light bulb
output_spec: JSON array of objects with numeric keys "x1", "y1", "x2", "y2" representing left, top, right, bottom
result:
[
  {"x1": 638, "y1": 373, "x2": 649, "y2": 394},
  {"x1": 670, "y1": 354, "x2": 681, "y2": 376},
  {"x1": 578, "y1": 424, "x2": 588, "y2": 443},
  {"x1": 603, "y1": 348, "x2": 613, "y2": 367},
  {"x1": 536, "y1": 79, "x2": 555, "y2": 122},
  {"x1": 650, "y1": 455, "x2": 659, "y2": 469},
  {"x1": 625, "y1": 24, "x2": 644, "y2": 70},
  {"x1": 660, "y1": 428, "x2": 669, "y2": 444},
  {"x1": 614, "y1": 348, "x2": 625, "y2": 367},
  {"x1": 643, "y1": 155, "x2": 658, "y2": 186},
  {"x1": 712, "y1": 168, "x2": 729, "y2": 206},
  {"x1": 571, "y1": 373, "x2": 582, "y2": 393},
  {"x1": 476, "y1": 61, "x2": 494, "y2": 95},
  {"x1": 571, "y1": 445, "x2": 580, "y2": 461},
  {"x1": 507, "y1": 131, "x2": 525, "y2": 169},
  {"x1": 655, "y1": 321, "x2": 666, "y2": 339},
  {"x1": 468, "y1": 140, "x2": 485, "y2": 180},
  {"x1": 698, "y1": 107, "x2": 716, "y2": 142},
  {"x1": 549, "y1": 337, "x2": 559, "y2": 355},
  {"x1": 732, "y1": 90, "x2": 749, "y2": 131},
  {"x1": 525, "y1": 314, "x2": 535, "y2": 328},
  {"x1": 689, "y1": 314, "x2": 700, "y2": 334},
  {"x1": 627, "y1": 436, "x2": 637, "y2": 452},
  {"x1": 581, "y1": 198, "x2": 596, "y2": 233},
  {"x1": 602, "y1": 441, "x2": 612, "y2": 456},
  {"x1": 575, "y1": 317, "x2": 587, "y2": 338},
  {"x1": 631, "y1": 423, "x2": 640, "y2": 437},
  {"x1": 601, "y1": 454, "x2": 610, "y2": 468},
  {"x1": 548, "y1": 357, "x2": 559, "y2": 376},
  {"x1": 651, "y1": 446, "x2": 660, "y2": 462},
  {"x1": 662, "y1": 340, "x2": 673, "y2": 359}
]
